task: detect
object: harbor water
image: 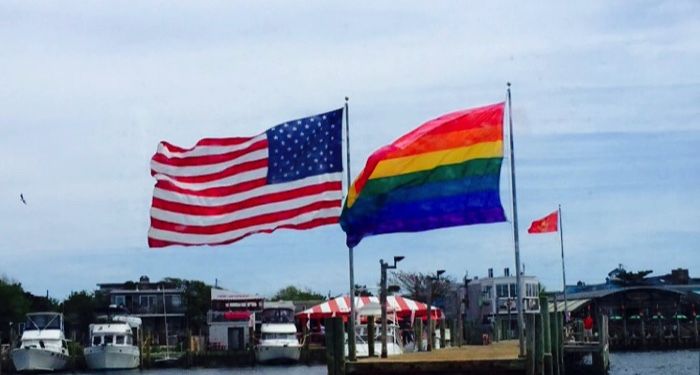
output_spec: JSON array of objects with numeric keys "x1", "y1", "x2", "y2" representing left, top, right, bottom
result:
[{"x1": 68, "y1": 351, "x2": 700, "y2": 375}]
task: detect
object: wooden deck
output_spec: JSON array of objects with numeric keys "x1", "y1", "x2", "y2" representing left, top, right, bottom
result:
[{"x1": 347, "y1": 341, "x2": 525, "y2": 374}]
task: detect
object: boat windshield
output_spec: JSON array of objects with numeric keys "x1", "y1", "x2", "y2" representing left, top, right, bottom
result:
[
  {"x1": 262, "y1": 332, "x2": 297, "y2": 340},
  {"x1": 24, "y1": 314, "x2": 61, "y2": 331},
  {"x1": 261, "y1": 308, "x2": 294, "y2": 323}
]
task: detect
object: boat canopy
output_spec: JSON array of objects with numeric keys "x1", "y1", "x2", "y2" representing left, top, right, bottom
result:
[
  {"x1": 297, "y1": 295, "x2": 442, "y2": 323},
  {"x1": 112, "y1": 315, "x2": 142, "y2": 328}
]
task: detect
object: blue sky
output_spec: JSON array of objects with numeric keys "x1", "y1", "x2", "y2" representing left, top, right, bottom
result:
[{"x1": 1, "y1": 1, "x2": 699, "y2": 299}]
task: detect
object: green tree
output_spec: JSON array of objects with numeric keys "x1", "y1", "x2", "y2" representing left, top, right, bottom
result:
[
  {"x1": 0, "y1": 276, "x2": 30, "y2": 343},
  {"x1": 61, "y1": 290, "x2": 97, "y2": 344},
  {"x1": 159, "y1": 277, "x2": 211, "y2": 335},
  {"x1": 271, "y1": 286, "x2": 324, "y2": 301}
]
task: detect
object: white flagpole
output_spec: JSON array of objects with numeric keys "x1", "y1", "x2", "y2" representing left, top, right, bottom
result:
[
  {"x1": 507, "y1": 82, "x2": 525, "y2": 357},
  {"x1": 344, "y1": 97, "x2": 357, "y2": 361}
]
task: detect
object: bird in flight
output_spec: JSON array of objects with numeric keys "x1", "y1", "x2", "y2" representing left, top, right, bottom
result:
[{"x1": 20, "y1": 194, "x2": 27, "y2": 205}]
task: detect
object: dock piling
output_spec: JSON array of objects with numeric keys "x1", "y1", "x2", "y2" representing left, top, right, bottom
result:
[
  {"x1": 367, "y1": 316, "x2": 375, "y2": 357},
  {"x1": 439, "y1": 319, "x2": 446, "y2": 349}
]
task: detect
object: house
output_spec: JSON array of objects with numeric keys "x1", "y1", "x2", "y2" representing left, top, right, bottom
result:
[
  {"x1": 207, "y1": 288, "x2": 263, "y2": 351},
  {"x1": 96, "y1": 276, "x2": 186, "y2": 346},
  {"x1": 465, "y1": 268, "x2": 540, "y2": 340}
]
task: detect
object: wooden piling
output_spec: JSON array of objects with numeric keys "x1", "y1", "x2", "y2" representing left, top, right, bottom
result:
[
  {"x1": 448, "y1": 319, "x2": 456, "y2": 347},
  {"x1": 549, "y1": 312, "x2": 560, "y2": 375},
  {"x1": 439, "y1": 319, "x2": 446, "y2": 349},
  {"x1": 536, "y1": 314, "x2": 545, "y2": 375},
  {"x1": 694, "y1": 317, "x2": 699, "y2": 346},
  {"x1": 622, "y1": 317, "x2": 628, "y2": 348},
  {"x1": 526, "y1": 314, "x2": 535, "y2": 375},
  {"x1": 325, "y1": 317, "x2": 346, "y2": 375},
  {"x1": 429, "y1": 319, "x2": 436, "y2": 350},
  {"x1": 415, "y1": 319, "x2": 424, "y2": 352},
  {"x1": 541, "y1": 296, "x2": 553, "y2": 375},
  {"x1": 641, "y1": 318, "x2": 647, "y2": 348},
  {"x1": 367, "y1": 316, "x2": 375, "y2": 357}
]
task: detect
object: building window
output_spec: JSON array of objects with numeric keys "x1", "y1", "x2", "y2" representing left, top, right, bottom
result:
[
  {"x1": 112, "y1": 295, "x2": 125, "y2": 306},
  {"x1": 116, "y1": 336, "x2": 125, "y2": 345},
  {"x1": 140, "y1": 295, "x2": 157, "y2": 307},
  {"x1": 497, "y1": 284, "x2": 508, "y2": 298},
  {"x1": 509, "y1": 283, "x2": 517, "y2": 298},
  {"x1": 170, "y1": 294, "x2": 182, "y2": 307}
]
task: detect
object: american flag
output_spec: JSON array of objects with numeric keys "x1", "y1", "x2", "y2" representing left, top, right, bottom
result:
[{"x1": 148, "y1": 109, "x2": 344, "y2": 248}]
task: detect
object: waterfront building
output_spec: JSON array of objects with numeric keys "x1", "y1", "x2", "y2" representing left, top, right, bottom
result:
[
  {"x1": 554, "y1": 266, "x2": 700, "y2": 349},
  {"x1": 465, "y1": 268, "x2": 541, "y2": 340},
  {"x1": 207, "y1": 288, "x2": 263, "y2": 351},
  {"x1": 96, "y1": 276, "x2": 186, "y2": 346}
]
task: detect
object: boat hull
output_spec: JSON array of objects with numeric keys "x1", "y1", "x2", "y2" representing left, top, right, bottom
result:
[
  {"x1": 255, "y1": 344, "x2": 301, "y2": 363},
  {"x1": 84, "y1": 345, "x2": 140, "y2": 370},
  {"x1": 10, "y1": 347, "x2": 69, "y2": 372}
]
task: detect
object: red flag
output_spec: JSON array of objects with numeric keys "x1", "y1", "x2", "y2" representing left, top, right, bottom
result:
[{"x1": 528, "y1": 210, "x2": 558, "y2": 234}]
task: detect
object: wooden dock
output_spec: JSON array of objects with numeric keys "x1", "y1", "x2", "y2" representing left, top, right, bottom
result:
[{"x1": 347, "y1": 341, "x2": 524, "y2": 374}]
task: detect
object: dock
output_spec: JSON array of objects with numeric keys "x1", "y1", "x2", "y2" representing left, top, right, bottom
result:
[{"x1": 348, "y1": 341, "x2": 524, "y2": 374}]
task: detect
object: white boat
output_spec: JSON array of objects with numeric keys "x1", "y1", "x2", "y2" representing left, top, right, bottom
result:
[
  {"x1": 255, "y1": 302, "x2": 301, "y2": 363},
  {"x1": 10, "y1": 312, "x2": 70, "y2": 372},
  {"x1": 84, "y1": 314, "x2": 142, "y2": 370}
]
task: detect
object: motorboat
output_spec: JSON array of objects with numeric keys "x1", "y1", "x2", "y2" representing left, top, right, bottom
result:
[
  {"x1": 10, "y1": 312, "x2": 70, "y2": 372},
  {"x1": 255, "y1": 301, "x2": 302, "y2": 363},
  {"x1": 84, "y1": 313, "x2": 142, "y2": 370}
]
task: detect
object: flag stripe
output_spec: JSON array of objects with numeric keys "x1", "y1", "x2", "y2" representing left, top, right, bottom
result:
[
  {"x1": 152, "y1": 181, "x2": 342, "y2": 216},
  {"x1": 153, "y1": 168, "x2": 268, "y2": 191},
  {"x1": 148, "y1": 216, "x2": 340, "y2": 248},
  {"x1": 369, "y1": 141, "x2": 503, "y2": 180},
  {"x1": 159, "y1": 135, "x2": 263, "y2": 156},
  {"x1": 384, "y1": 125, "x2": 502, "y2": 159},
  {"x1": 151, "y1": 148, "x2": 268, "y2": 178},
  {"x1": 154, "y1": 173, "x2": 343, "y2": 203},
  {"x1": 151, "y1": 190, "x2": 342, "y2": 225},
  {"x1": 148, "y1": 207, "x2": 340, "y2": 245},
  {"x1": 358, "y1": 158, "x2": 502, "y2": 200},
  {"x1": 153, "y1": 138, "x2": 268, "y2": 168},
  {"x1": 154, "y1": 178, "x2": 269, "y2": 198}
]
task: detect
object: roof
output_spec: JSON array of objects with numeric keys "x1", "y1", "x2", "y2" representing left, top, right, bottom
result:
[
  {"x1": 264, "y1": 301, "x2": 295, "y2": 310},
  {"x1": 562, "y1": 285, "x2": 691, "y2": 300},
  {"x1": 548, "y1": 299, "x2": 590, "y2": 313},
  {"x1": 211, "y1": 288, "x2": 263, "y2": 302}
]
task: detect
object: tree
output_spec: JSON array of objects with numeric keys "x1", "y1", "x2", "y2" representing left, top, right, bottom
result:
[
  {"x1": 0, "y1": 276, "x2": 30, "y2": 343},
  {"x1": 158, "y1": 277, "x2": 211, "y2": 334},
  {"x1": 389, "y1": 271, "x2": 455, "y2": 303},
  {"x1": 61, "y1": 290, "x2": 97, "y2": 344},
  {"x1": 271, "y1": 286, "x2": 324, "y2": 301}
]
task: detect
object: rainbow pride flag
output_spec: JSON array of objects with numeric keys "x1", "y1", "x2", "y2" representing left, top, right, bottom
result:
[{"x1": 340, "y1": 103, "x2": 507, "y2": 247}]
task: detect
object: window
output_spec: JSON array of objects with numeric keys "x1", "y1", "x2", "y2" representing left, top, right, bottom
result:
[
  {"x1": 509, "y1": 284, "x2": 517, "y2": 298},
  {"x1": 497, "y1": 284, "x2": 508, "y2": 298},
  {"x1": 93, "y1": 336, "x2": 101, "y2": 346},
  {"x1": 104, "y1": 335, "x2": 113, "y2": 344},
  {"x1": 169, "y1": 295, "x2": 182, "y2": 307},
  {"x1": 140, "y1": 295, "x2": 157, "y2": 307},
  {"x1": 112, "y1": 295, "x2": 125, "y2": 306},
  {"x1": 482, "y1": 286, "x2": 492, "y2": 299},
  {"x1": 126, "y1": 336, "x2": 133, "y2": 345},
  {"x1": 116, "y1": 336, "x2": 125, "y2": 345}
]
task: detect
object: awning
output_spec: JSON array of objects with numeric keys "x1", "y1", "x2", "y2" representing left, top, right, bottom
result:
[
  {"x1": 297, "y1": 295, "x2": 442, "y2": 322},
  {"x1": 548, "y1": 298, "x2": 590, "y2": 313}
]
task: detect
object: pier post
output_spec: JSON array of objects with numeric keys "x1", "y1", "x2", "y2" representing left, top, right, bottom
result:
[
  {"x1": 622, "y1": 317, "x2": 628, "y2": 349},
  {"x1": 549, "y1": 312, "x2": 559, "y2": 375},
  {"x1": 429, "y1": 319, "x2": 436, "y2": 350},
  {"x1": 415, "y1": 319, "x2": 424, "y2": 351},
  {"x1": 367, "y1": 316, "x2": 375, "y2": 357},
  {"x1": 537, "y1": 315, "x2": 545, "y2": 375},
  {"x1": 439, "y1": 319, "x2": 446, "y2": 349},
  {"x1": 694, "y1": 317, "x2": 698, "y2": 346},
  {"x1": 641, "y1": 318, "x2": 647, "y2": 349},
  {"x1": 449, "y1": 319, "x2": 456, "y2": 347},
  {"x1": 526, "y1": 314, "x2": 535, "y2": 375},
  {"x1": 324, "y1": 317, "x2": 346, "y2": 375},
  {"x1": 541, "y1": 296, "x2": 552, "y2": 375}
]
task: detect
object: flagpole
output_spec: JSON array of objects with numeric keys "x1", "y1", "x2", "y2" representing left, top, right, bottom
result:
[
  {"x1": 507, "y1": 82, "x2": 525, "y2": 357},
  {"x1": 559, "y1": 204, "x2": 568, "y2": 320},
  {"x1": 344, "y1": 96, "x2": 357, "y2": 361}
]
